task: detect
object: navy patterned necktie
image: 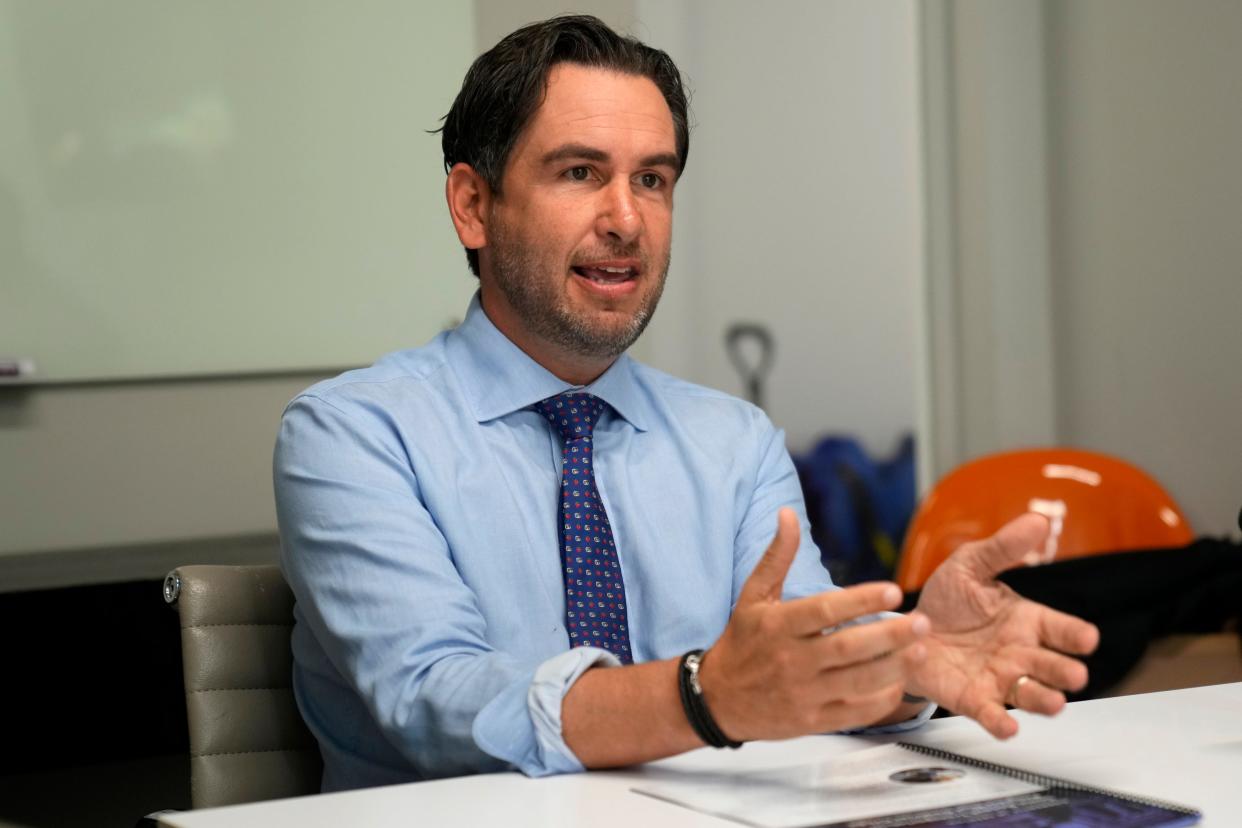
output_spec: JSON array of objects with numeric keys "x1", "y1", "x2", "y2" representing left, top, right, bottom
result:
[{"x1": 534, "y1": 392, "x2": 633, "y2": 664}]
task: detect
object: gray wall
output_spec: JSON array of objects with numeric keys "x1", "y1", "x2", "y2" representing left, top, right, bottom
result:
[
  {"x1": 634, "y1": 0, "x2": 923, "y2": 457},
  {"x1": 1046, "y1": 0, "x2": 1242, "y2": 536},
  {"x1": 474, "y1": 0, "x2": 635, "y2": 48},
  {"x1": 0, "y1": 1, "x2": 475, "y2": 384},
  {"x1": 0, "y1": 2, "x2": 478, "y2": 588},
  {"x1": 0, "y1": 376, "x2": 322, "y2": 588},
  {"x1": 0, "y1": 375, "x2": 320, "y2": 554},
  {"x1": 923, "y1": 0, "x2": 1242, "y2": 537}
]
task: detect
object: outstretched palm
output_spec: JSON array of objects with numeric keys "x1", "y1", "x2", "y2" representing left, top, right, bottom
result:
[{"x1": 908, "y1": 514, "x2": 1099, "y2": 739}]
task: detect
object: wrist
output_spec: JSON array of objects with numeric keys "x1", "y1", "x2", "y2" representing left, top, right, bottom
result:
[
  {"x1": 694, "y1": 647, "x2": 743, "y2": 740},
  {"x1": 678, "y1": 649, "x2": 742, "y2": 749}
]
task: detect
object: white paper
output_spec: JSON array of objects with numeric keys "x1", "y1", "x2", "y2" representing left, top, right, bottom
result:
[{"x1": 633, "y1": 744, "x2": 1043, "y2": 828}]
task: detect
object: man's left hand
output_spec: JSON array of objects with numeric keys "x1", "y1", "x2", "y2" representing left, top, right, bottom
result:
[{"x1": 907, "y1": 513, "x2": 1100, "y2": 739}]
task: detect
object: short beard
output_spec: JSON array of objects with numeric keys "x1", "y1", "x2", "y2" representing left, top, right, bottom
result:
[{"x1": 488, "y1": 221, "x2": 669, "y2": 361}]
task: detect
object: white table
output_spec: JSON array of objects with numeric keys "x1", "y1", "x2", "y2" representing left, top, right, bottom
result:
[{"x1": 162, "y1": 682, "x2": 1242, "y2": 827}]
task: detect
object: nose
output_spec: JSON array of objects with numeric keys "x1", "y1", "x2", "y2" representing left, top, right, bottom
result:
[{"x1": 594, "y1": 179, "x2": 642, "y2": 245}]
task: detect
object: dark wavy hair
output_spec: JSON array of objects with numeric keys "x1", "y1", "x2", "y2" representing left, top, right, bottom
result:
[{"x1": 438, "y1": 15, "x2": 691, "y2": 277}]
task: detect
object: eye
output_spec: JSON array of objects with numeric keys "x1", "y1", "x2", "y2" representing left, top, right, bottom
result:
[
  {"x1": 566, "y1": 166, "x2": 592, "y2": 182},
  {"x1": 637, "y1": 172, "x2": 664, "y2": 190}
]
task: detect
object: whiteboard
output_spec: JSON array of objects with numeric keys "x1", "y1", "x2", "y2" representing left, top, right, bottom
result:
[{"x1": 0, "y1": 1, "x2": 478, "y2": 382}]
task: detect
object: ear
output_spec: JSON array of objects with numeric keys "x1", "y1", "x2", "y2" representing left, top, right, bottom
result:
[{"x1": 445, "y1": 163, "x2": 491, "y2": 252}]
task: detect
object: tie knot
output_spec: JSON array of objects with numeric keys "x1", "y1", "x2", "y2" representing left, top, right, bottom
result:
[{"x1": 534, "y1": 392, "x2": 607, "y2": 442}]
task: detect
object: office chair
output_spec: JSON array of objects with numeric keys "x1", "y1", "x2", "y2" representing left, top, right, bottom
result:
[
  {"x1": 895, "y1": 448, "x2": 1241, "y2": 695},
  {"x1": 164, "y1": 565, "x2": 322, "y2": 808}
]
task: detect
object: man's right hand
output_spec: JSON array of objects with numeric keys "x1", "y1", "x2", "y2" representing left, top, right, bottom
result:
[{"x1": 696, "y1": 507, "x2": 930, "y2": 743}]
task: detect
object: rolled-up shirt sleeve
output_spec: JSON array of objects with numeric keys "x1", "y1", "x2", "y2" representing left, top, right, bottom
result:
[
  {"x1": 474, "y1": 646, "x2": 621, "y2": 775},
  {"x1": 274, "y1": 393, "x2": 603, "y2": 778}
]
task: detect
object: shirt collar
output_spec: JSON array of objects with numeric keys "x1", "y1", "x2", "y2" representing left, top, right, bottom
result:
[{"x1": 445, "y1": 293, "x2": 651, "y2": 431}]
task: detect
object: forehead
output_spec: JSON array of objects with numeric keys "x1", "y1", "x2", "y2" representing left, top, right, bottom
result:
[{"x1": 512, "y1": 63, "x2": 676, "y2": 161}]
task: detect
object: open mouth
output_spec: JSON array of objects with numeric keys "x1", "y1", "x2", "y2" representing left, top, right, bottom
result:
[{"x1": 571, "y1": 264, "x2": 638, "y2": 284}]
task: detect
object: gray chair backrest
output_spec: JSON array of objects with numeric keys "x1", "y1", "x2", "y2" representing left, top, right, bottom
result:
[{"x1": 164, "y1": 564, "x2": 322, "y2": 809}]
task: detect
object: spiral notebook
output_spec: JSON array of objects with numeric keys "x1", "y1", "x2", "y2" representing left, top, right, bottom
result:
[{"x1": 632, "y1": 742, "x2": 1200, "y2": 828}]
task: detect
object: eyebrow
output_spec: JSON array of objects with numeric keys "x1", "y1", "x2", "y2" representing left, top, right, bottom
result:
[{"x1": 539, "y1": 143, "x2": 681, "y2": 173}]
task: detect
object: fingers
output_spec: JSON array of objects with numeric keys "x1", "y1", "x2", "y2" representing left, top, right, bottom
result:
[
  {"x1": 973, "y1": 701, "x2": 1020, "y2": 740},
  {"x1": 812, "y1": 612, "x2": 929, "y2": 665},
  {"x1": 722, "y1": 508, "x2": 945, "y2": 740},
  {"x1": 952, "y1": 680, "x2": 1022, "y2": 739},
  {"x1": 839, "y1": 640, "x2": 929, "y2": 700},
  {"x1": 781, "y1": 582, "x2": 905, "y2": 636},
  {"x1": 969, "y1": 648, "x2": 1088, "y2": 737},
  {"x1": 1037, "y1": 606, "x2": 1100, "y2": 656},
  {"x1": 958, "y1": 513, "x2": 1051, "y2": 580},
  {"x1": 1021, "y1": 647, "x2": 1089, "y2": 693},
  {"x1": 817, "y1": 683, "x2": 907, "y2": 732},
  {"x1": 778, "y1": 597, "x2": 929, "y2": 700},
  {"x1": 736, "y1": 507, "x2": 801, "y2": 606},
  {"x1": 1008, "y1": 675, "x2": 1068, "y2": 717}
]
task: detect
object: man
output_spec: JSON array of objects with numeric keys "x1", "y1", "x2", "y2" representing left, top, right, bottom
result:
[{"x1": 273, "y1": 16, "x2": 1097, "y2": 792}]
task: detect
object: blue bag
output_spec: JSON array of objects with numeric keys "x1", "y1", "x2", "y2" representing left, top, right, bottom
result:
[{"x1": 793, "y1": 434, "x2": 916, "y2": 585}]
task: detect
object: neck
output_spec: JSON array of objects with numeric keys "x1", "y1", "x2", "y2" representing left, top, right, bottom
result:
[{"x1": 524, "y1": 345, "x2": 616, "y2": 387}]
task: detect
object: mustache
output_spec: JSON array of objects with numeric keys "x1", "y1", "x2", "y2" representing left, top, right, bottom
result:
[{"x1": 570, "y1": 242, "x2": 645, "y2": 266}]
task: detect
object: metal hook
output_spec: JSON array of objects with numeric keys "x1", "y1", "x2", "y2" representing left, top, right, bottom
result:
[{"x1": 725, "y1": 323, "x2": 775, "y2": 409}]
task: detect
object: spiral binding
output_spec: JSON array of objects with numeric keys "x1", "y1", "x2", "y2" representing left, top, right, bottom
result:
[{"x1": 896, "y1": 742, "x2": 1200, "y2": 819}]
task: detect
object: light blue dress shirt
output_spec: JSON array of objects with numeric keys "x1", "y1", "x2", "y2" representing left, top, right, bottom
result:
[{"x1": 274, "y1": 295, "x2": 928, "y2": 791}]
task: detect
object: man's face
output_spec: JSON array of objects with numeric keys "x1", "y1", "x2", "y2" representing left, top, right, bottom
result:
[{"x1": 477, "y1": 63, "x2": 678, "y2": 368}]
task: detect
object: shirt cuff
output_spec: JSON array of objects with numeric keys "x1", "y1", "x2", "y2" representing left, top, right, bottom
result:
[
  {"x1": 854, "y1": 697, "x2": 938, "y2": 734},
  {"x1": 472, "y1": 646, "x2": 621, "y2": 777}
]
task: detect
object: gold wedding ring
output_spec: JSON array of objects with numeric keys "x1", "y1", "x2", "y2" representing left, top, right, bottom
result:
[{"x1": 1007, "y1": 674, "x2": 1030, "y2": 707}]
